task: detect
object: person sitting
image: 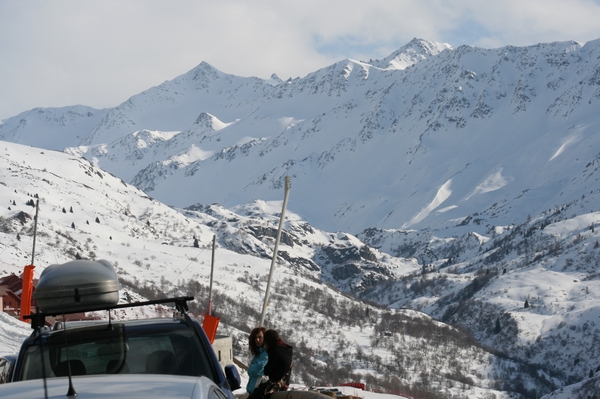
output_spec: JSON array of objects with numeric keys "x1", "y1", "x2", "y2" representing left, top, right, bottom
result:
[
  {"x1": 249, "y1": 329, "x2": 293, "y2": 399},
  {"x1": 246, "y1": 327, "x2": 268, "y2": 395}
]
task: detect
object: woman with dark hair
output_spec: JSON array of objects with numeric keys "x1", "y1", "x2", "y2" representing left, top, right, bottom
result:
[
  {"x1": 246, "y1": 326, "x2": 268, "y2": 394},
  {"x1": 249, "y1": 329, "x2": 293, "y2": 399}
]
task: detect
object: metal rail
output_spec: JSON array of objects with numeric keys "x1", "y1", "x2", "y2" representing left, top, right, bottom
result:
[{"x1": 24, "y1": 296, "x2": 195, "y2": 329}]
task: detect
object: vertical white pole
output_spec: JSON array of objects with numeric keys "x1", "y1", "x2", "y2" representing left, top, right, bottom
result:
[
  {"x1": 208, "y1": 235, "x2": 216, "y2": 316},
  {"x1": 259, "y1": 176, "x2": 291, "y2": 326},
  {"x1": 31, "y1": 199, "x2": 39, "y2": 265}
]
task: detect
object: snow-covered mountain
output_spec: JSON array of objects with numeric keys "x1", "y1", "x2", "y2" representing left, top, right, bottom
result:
[
  {"x1": 0, "y1": 139, "x2": 598, "y2": 398},
  {"x1": 5, "y1": 37, "x2": 600, "y2": 239},
  {"x1": 0, "y1": 141, "x2": 517, "y2": 399},
  {"x1": 3, "y1": 36, "x2": 600, "y2": 397}
]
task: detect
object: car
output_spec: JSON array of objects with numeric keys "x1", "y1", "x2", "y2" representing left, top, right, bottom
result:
[
  {"x1": 0, "y1": 374, "x2": 231, "y2": 399},
  {"x1": 13, "y1": 308, "x2": 241, "y2": 395},
  {"x1": 0, "y1": 354, "x2": 16, "y2": 384},
  {"x1": 11, "y1": 259, "x2": 241, "y2": 399}
]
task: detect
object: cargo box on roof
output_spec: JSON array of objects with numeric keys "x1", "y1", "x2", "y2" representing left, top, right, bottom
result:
[{"x1": 33, "y1": 259, "x2": 119, "y2": 315}]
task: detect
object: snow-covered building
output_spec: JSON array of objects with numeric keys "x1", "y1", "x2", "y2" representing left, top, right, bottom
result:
[{"x1": 0, "y1": 273, "x2": 36, "y2": 316}]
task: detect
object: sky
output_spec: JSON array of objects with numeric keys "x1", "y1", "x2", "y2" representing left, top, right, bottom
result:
[{"x1": 2, "y1": 0, "x2": 600, "y2": 121}]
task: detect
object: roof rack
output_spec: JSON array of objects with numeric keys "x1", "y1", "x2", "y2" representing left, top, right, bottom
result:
[{"x1": 24, "y1": 296, "x2": 195, "y2": 330}]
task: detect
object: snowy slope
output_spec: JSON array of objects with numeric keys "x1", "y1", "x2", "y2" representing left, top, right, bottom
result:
[
  {"x1": 0, "y1": 313, "x2": 30, "y2": 355},
  {"x1": 0, "y1": 141, "x2": 535, "y2": 398},
  {"x1": 0, "y1": 106, "x2": 108, "y2": 150}
]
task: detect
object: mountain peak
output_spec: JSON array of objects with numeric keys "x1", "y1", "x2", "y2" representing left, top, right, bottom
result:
[
  {"x1": 192, "y1": 112, "x2": 230, "y2": 131},
  {"x1": 406, "y1": 37, "x2": 452, "y2": 54},
  {"x1": 187, "y1": 61, "x2": 223, "y2": 83},
  {"x1": 372, "y1": 38, "x2": 452, "y2": 70},
  {"x1": 265, "y1": 73, "x2": 283, "y2": 86},
  {"x1": 193, "y1": 112, "x2": 215, "y2": 127}
]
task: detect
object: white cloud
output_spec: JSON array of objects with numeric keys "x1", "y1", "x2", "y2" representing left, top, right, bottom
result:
[{"x1": 1, "y1": 0, "x2": 600, "y2": 120}]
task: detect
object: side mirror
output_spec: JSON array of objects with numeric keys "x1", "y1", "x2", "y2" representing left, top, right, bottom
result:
[{"x1": 224, "y1": 365, "x2": 241, "y2": 391}]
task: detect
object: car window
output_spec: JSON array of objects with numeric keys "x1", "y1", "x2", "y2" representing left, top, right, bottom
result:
[
  {"x1": 0, "y1": 358, "x2": 12, "y2": 383},
  {"x1": 209, "y1": 387, "x2": 228, "y2": 399},
  {"x1": 0, "y1": 359, "x2": 6, "y2": 383},
  {"x1": 19, "y1": 323, "x2": 218, "y2": 383},
  {"x1": 20, "y1": 324, "x2": 126, "y2": 380}
]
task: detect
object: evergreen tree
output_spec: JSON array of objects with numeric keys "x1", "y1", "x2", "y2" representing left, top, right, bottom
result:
[
  {"x1": 62, "y1": 207, "x2": 66, "y2": 213},
  {"x1": 524, "y1": 299, "x2": 529, "y2": 308},
  {"x1": 193, "y1": 238, "x2": 200, "y2": 248},
  {"x1": 95, "y1": 217, "x2": 100, "y2": 224},
  {"x1": 70, "y1": 206, "x2": 73, "y2": 213},
  {"x1": 71, "y1": 222, "x2": 75, "y2": 229},
  {"x1": 494, "y1": 318, "x2": 501, "y2": 334}
]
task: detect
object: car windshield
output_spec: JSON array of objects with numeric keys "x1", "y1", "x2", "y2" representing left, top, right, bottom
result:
[{"x1": 19, "y1": 322, "x2": 218, "y2": 382}]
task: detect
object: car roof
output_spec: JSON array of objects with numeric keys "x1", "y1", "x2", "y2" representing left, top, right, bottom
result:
[{"x1": 0, "y1": 374, "x2": 219, "y2": 399}]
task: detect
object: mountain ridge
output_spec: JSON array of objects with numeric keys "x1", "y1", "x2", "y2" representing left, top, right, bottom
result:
[
  {"x1": 5, "y1": 40, "x2": 600, "y2": 233},
  {"x1": 3, "y1": 38, "x2": 600, "y2": 237}
]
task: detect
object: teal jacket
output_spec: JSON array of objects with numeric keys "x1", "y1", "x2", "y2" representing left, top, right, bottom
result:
[{"x1": 246, "y1": 347, "x2": 268, "y2": 393}]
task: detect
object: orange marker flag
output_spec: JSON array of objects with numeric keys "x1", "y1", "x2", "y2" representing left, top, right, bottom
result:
[{"x1": 19, "y1": 264, "x2": 35, "y2": 322}]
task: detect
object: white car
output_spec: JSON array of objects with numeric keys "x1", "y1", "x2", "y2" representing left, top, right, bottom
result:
[{"x1": 0, "y1": 374, "x2": 229, "y2": 399}]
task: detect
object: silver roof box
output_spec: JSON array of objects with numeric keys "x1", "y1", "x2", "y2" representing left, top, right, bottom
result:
[{"x1": 34, "y1": 259, "x2": 119, "y2": 315}]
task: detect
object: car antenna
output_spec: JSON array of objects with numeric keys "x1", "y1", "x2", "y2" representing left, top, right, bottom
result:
[
  {"x1": 62, "y1": 307, "x2": 78, "y2": 397},
  {"x1": 34, "y1": 325, "x2": 50, "y2": 399}
]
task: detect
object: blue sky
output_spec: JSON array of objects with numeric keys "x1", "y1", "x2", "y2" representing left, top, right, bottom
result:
[{"x1": 2, "y1": 0, "x2": 600, "y2": 120}]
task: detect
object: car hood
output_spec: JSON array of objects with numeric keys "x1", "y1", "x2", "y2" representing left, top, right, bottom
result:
[{"x1": 0, "y1": 374, "x2": 219, "y2": 398}]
